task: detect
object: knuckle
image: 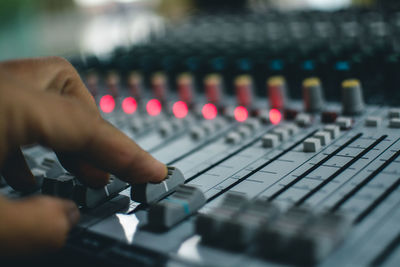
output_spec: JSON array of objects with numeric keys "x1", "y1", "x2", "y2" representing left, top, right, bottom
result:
[{"x1": 47, "y1": 56, "x2": 72, "y2": 68}]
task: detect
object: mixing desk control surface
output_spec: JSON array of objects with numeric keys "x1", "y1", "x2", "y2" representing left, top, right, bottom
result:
[
  {"x1": 2, "y1": 73, "x2": 400, "y2": 267},
  {"x1": 5, "y1": 7, "x2": 400, "y2": 264}
]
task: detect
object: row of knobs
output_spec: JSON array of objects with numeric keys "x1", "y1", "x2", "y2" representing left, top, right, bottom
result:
[
  {"x1": 270, "y1": 76, "x2": 364, "y2": 116},
  {"x1": 89, "y1": 70, "x2": 365, "y2": 116},
  {"x1": 187, "y1": 73, "x2": 366, "y2": 116}
]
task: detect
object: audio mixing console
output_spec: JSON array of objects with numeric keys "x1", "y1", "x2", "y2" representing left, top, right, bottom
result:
[
  {"x1": 1, "y1": 73, "x2": 400, "y2": 267},
  {"x1": 3, "y1": 8, "x2": 400, "y2": 267}
]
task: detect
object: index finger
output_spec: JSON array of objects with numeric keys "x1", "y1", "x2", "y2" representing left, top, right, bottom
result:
[{"x1": 1, "y1": 79, "x2": 167, "y2": 185}]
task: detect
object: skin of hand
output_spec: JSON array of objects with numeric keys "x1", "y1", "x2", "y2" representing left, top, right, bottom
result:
[{"x1": 0, "y1": 57, "x2": 167, "y2": 258}]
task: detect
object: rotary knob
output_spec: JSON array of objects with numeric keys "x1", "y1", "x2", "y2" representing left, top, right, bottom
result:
[
  {"x1": 267, "y1": 76, "x2": 288, "y2": 110},
  {"x1": 341, "y1": 79, "x2": 365, "y2": 115},
  {"x1": 303, "y1": 77, "x2": 324, "y2": 113}
]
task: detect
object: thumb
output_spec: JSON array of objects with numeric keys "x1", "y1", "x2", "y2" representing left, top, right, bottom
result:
[{"x1": 0, "y1": 195, "x2": 79, "y2": 258}]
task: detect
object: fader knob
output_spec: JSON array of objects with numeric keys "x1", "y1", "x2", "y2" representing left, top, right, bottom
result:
[
  {"x1": 267, "y1": 76, "x2": 287, "y2": 110},
  {"x1": 303, "y1": 78, "x2": 324, "y2": 113},
  {"x1": 341, "y1": 79, "x2": 364, "y2": 115}
]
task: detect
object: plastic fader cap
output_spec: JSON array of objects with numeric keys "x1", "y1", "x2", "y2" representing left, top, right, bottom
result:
[
  {"x1": 159, "y1": 121, "x2": 173, "y2": 137},
  {"x1": 303, "y1": 138, "x2": 321, "y2": 152},
  {"x1": 196, "y1": 193, "x2": 249, "y2": 245},
  {"x1": 130, "y1": 166, "x2": 185, "y2": 204},
  {"x1": 190, "y1": 126, "x2": 205, "y2": 140},
  {"x1": 262, "y1": 134, "x2": 280, "y2": 148},
  {"x1": 389, "y1": 118, "x2": 400, "y2": 128},
  {"x1": 313, "y1": 131, "x2": 331, "y2": 146},
  {"x1": 171, "y1": 119, "x2": 184, "y2": 131},
  {"x1": 323, "y1": 125, "x2": 340, "y2": 139},
  {"x1": 303, "y1": 78, "x2": 324, "y2": 113},
  {"x1": 341, "y1": 79, "x2": 365, "y2": 115},
  {"x1": 223, "y1": 199, "x2": 280, "y2": 248},
  {"x1": 226, "y1": 132, "x2": 242, "y2": 144},
  {"x1": 291, "y1": 213, "x2": 351, "y2": 264},
  {"x1": 365, "y1": 116, "x2": 381, "y2": 127},
  {"x1": 148, "y1": 184, "x2": 206, "y2": 229},
  {"x1": 42, "y1": 174, "x2": 127, "y2": 208},
  {"x1": 238, "y1": 125, "x2": 252, "y2": 138},
  {"x1": 336, "y1": 116, "x2": 352, "y2": 129},
  {"x1": 213, "y1": 117, "x2": 227, "y2": 130},
  {"x1": 272, "y1": 128, "x2": 289, "y2": 141},
  {"x1": 284, "y1": 123, "x2": 299, "y2": 136},
  {"x1": 202, "y1": 121, "x2": 216, "y2": 134},
  {"x1": 244, "y1": 118, "x2": 261, "y2": 131},
  {"x1": 388, "y1": 108, "x2": 400, "y2": 118},
  {"x1": 295, "y1": 113, "x2": 312, "y2": 127}
]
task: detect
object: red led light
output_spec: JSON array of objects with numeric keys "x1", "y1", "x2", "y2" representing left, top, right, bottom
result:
[
  {"x1": 172, "y1": 101, "x2": 188, "y2": 119},
  {"x1": 99, "y1": 95, "x2": 115, "y2": 113},
  {"x1": 202, "y1": 103, "x2": 218, "y2": 120},
  {"x1": 122, "y1": 97, "x2": 137, "y2": 114},
  {"x1": 269, "y1": 108, "x2": 282, "y2": 125},
  {"x1": 234, "y1": 106, "x2": 248, "y2": 122},
  {"x1": 146, "y1": 99, "x2": 162, "y2": 116}
]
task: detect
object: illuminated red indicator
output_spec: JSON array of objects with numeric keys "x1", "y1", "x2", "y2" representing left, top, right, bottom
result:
[
  {"x1": 234, "y1": 106, "x2": 248, "y2": 122},
  {"x1": 122, "y1": 97, "x2": 137, "y2": 114},
  {"x1": 202, "y1": 103, "x2": 218, "y2": 120},
  {"x1": 146, "y1": 99, "x2": 162, "y2": 116},
  {"x1": 172, "y1": 101, "x2": 188, "y2": 119},
  {"x1": 99, "y1": 95, "x2": 115, "y2": 113},
  {"x1": 269, "y1": 108, "x2": 282, "y2": 125}
]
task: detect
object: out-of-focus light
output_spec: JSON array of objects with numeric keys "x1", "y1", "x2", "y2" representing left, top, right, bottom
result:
[
  {"x1": 100, "y1": 95, "x2": 115, "y2": 113},
  {"x1": 306, "y1": 0, "x2": 350, "y2": 10},
  {"x1": 172, "y1": 101, "x2": 188, "y2": 119},
  {"x1": 269, "y1": 109, "x2": 282, "y2": 125},
  {"x1": 234, "y1": 106, "x2": 248, "y2": 122},
  {"x1": 122, "y1": 97, "x2": 137, "y2": 114},
  {"x1": 202, "y1": 103, "x2": 218, "y2": 120},
  {"x1": 146, "y1": 99, "x2": 162, "y2": 116},
  {"x1": 74, "y1": 0, "x2": 109, "y2": 7},
  {"x1": 74, "y1": 0, "x2": 143, "y2": 7}
]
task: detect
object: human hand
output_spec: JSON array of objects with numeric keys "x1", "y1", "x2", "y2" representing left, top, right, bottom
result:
[{"x1": 0, "y1": 57, "x2": 167, "y2": 257}]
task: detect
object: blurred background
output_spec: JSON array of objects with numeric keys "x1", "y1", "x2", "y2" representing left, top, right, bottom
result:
[
  {"x1": 0, "y1": 0, "x2": 390, "y2": 61},
  {"x1": 2, "y1": 0, "x2": 400, "y2": 104}
]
